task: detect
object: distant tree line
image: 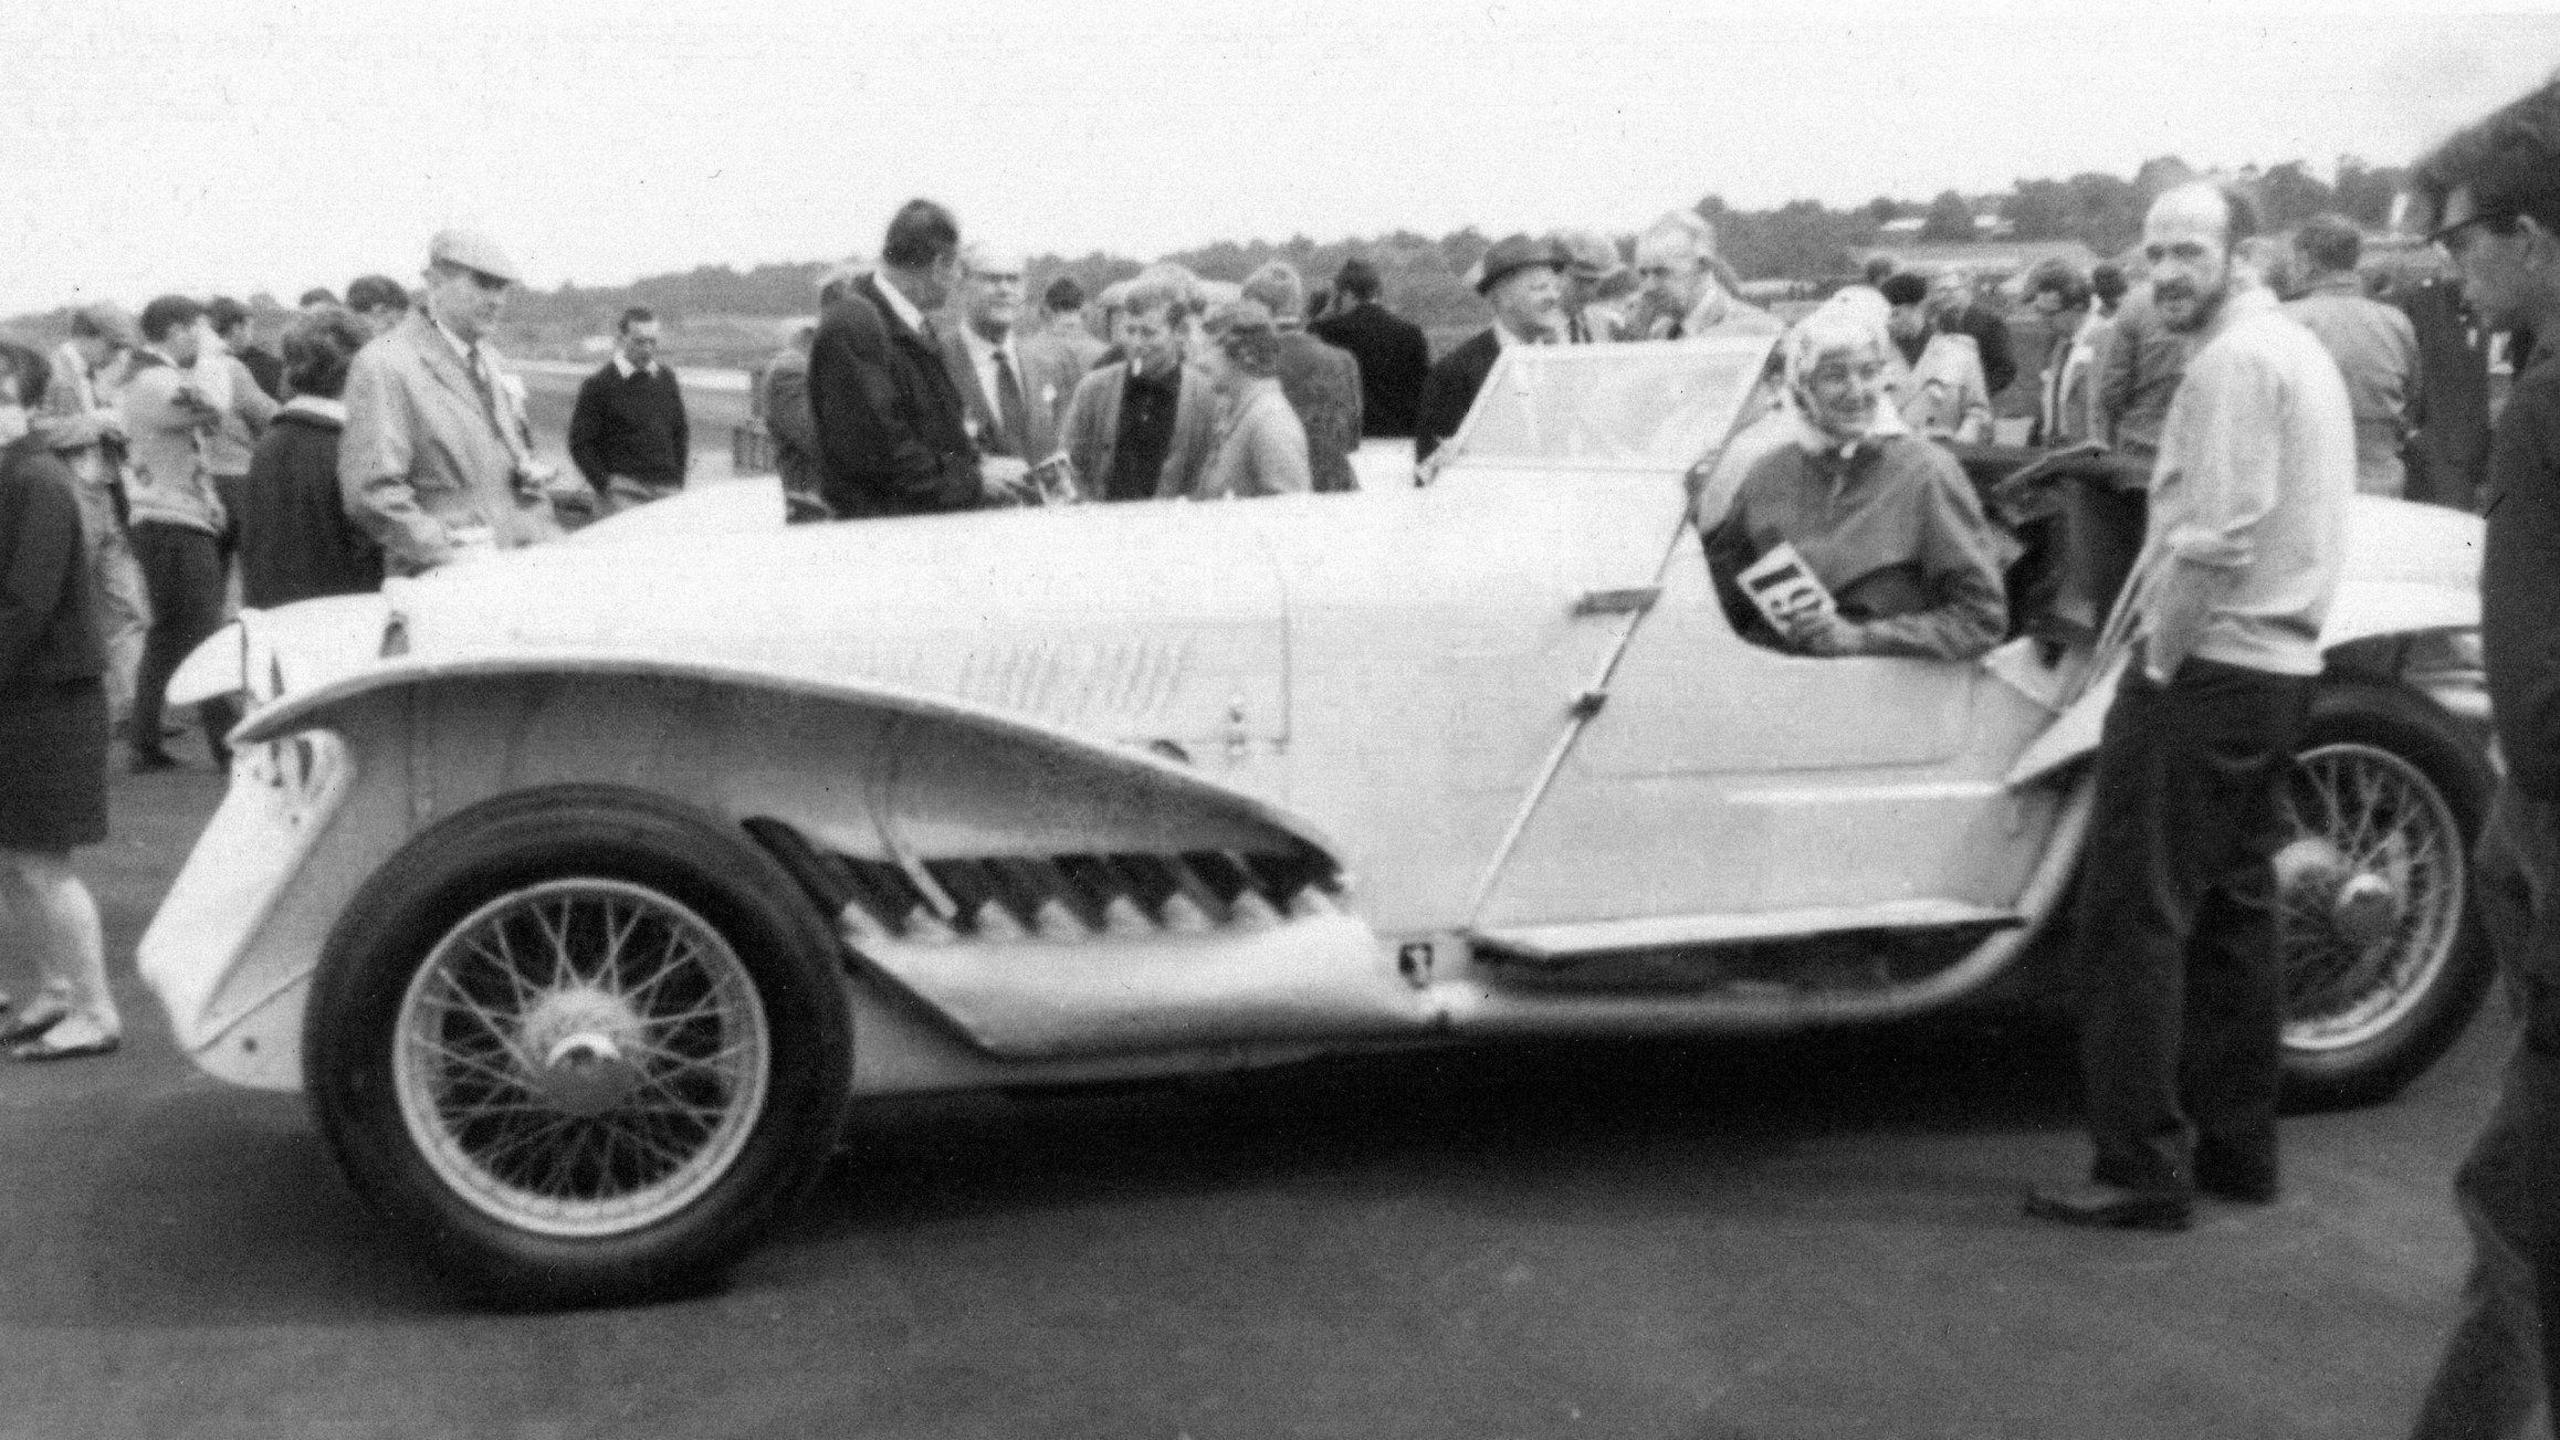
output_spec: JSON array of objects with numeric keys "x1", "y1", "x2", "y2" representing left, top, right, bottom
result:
[{"x1": 16, "y1": 154, "x2": 2402, "y2": 351}]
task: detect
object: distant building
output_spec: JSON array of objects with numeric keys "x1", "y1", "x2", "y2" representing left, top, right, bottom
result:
[{"x1": 1852, "y1": 239, "x2": 2103, "y2": 293}]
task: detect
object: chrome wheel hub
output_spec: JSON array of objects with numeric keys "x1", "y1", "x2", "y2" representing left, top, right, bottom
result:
[
  {"x1": 2278, "y1": 742, "x2": 2464, "y2": 1053},
  {"x1": 2273, "y1": 836, "x2": 2407, "y2": 951},
  {"x1": 390, "y1": 878, "x2": 772, "y2": 1239},
  {"x1": 520, "y1": 990, "x2": 645, "y2": 1116}
]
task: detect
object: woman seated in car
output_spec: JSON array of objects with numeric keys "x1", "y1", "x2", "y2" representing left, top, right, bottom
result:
[{"x1": 1702, "y1": 308, "x2": 2009, "y2": 661}]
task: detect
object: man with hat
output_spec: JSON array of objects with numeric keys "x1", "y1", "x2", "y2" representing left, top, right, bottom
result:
[
  {"x1": 1552, "y1": 230, "x2": 1631, "y2": 344},
  {"x1": 341, "y1": 227, "x2": 572, "y2": 575},
  {"x1": 1414, "y1": 235, "x2": 1567, "y2": 466}
]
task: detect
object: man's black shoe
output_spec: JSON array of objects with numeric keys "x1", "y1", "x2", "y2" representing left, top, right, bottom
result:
[
  {"x1": 2022, "y1": 1182, "x2": 2194, "y2": 1232},
  {"x1": 129, "y1": 748, "x2": 181, "y2": 773}
]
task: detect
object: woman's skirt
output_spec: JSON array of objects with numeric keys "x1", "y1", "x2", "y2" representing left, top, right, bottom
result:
[{"x1": 0, "y1": 678, "x2": 109, "y2": 851}]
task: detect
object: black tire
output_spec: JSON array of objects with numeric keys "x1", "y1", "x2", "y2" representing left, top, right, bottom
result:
[
  {"x1": 2278, "y1": 679, "x2": 2495, "y2": 1111},
  {"x1": 305, "y1": 785, "x2": 854, "y2": 1307}
]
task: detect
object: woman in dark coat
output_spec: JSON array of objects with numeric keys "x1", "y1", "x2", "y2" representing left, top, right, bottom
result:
[
  {"x1": 0, "y1": 367, "x2": 121, "y2": 1060},
  {"x1": 237, "y1": 307, "x2": 380, "y2": 608}
]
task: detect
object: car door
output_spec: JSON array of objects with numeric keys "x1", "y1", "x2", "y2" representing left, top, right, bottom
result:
[{"x1": 1469, "y1": 493, "x2": 2063, "y2": 943}]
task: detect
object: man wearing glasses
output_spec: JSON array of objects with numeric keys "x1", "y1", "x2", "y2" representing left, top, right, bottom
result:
[
  {"x1": 2402, "y1": 78, "x2": 2560, "y2": 1440},
  {"x1": 341, "y1": 229, "x2": 569, "y2": 575}
]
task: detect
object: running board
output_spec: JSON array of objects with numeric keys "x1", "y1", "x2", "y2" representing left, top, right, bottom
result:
[{"x1": 1471, "y1": 900, "x2": 2023, "y2": 965}]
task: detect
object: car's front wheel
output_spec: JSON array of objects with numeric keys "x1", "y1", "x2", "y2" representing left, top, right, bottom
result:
[
  {"x1": 305, "y1": 786, "x2": 854, "y2": 1306},
  {"x1": 2277, "y1": 680, "x2": 2495, "y2": 1111}
]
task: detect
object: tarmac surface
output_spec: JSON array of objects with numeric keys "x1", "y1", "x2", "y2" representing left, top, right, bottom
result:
[{"x1": 0, "y1": 756, "x2": 2515, "y2": 1439}]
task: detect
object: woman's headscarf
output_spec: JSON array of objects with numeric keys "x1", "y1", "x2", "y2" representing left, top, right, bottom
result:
[{"x1": 1779, "y1": 289, "x2": 1907, "y2": 457}]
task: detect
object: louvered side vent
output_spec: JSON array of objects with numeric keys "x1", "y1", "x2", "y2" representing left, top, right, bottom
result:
[{"x1": 742, "y1": 819, "x2": 1343, "y2": 949}]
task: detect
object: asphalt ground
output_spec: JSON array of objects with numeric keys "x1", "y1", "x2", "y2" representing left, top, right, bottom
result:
[{"x1": 0, "y1": 752, "x2": 2515, "y2": 1440}]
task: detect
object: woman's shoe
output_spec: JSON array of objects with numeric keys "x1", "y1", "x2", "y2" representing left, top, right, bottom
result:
[
  {"x1": 0, "y1": 1004, "x2": 69, "y2": 1046},
  {"x1": 10, "y1": 1030, "x2": 118, "y2": 1062}
]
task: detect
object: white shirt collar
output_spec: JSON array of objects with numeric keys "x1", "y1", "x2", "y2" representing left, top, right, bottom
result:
[
  {"x1": 431, "y1": 314, "x2": 480, "y2": 368},
  {"x1": 871, "y1": 272, "x2": 929, "y2": 335},
  {"x1": 612, "y1": 351, "x2": 656, "y2": 379}
]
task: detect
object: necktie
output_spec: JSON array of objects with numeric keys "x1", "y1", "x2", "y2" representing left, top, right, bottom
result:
[{"x1": 994, "y1": 350, "x2": 1030, "y2": 458}]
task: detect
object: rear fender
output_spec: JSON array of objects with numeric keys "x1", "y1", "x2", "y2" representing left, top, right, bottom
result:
[{"x1": 2004, "y1": 577, "x2": 2481, "y2": 790}]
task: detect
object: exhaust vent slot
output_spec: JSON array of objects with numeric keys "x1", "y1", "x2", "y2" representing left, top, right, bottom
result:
[{"x1": 744, "y1": 820, "x2": 1345, "y2": 949}]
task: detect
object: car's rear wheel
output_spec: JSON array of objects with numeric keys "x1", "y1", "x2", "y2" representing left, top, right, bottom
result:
[
  {"x1": 306, "y1": 786, "x2": 853, "y2": 1306},
  {"x1": 2277, "y1": 680, "x2": 2494, "y2": 1110}
]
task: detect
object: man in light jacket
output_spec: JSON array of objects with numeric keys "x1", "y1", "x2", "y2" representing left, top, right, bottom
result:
[{"x1": 341, "y1": 229, "x2": 567, "y2": 575}]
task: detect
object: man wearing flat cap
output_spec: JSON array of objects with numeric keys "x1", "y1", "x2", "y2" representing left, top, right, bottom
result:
[
  {"x1": 1552, "y1": 230, "x2": 1631, "y2": 344},
  {"x1": 1414, "y1": 235, "x2": 1567, "y2": 466},
  {"x1": 341, "y1": 228, "x2": 570, "y2": 575}
]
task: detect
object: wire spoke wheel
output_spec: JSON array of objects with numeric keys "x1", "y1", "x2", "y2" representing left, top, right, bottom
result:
[
  {"x1": 2277, "y1": 742, "x2": 2465, "y2": 1055},
  {"x1": 392, "y1": 878, "x2": 773, "y2": 1239}
]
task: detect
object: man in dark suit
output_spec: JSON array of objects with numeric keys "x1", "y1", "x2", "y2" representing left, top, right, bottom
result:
[
  {"x1": 808, "y1": 199, "x2": 1029, "y2": 519},
  {"x1": 1929, "y1": 271, "x2": 2018, "y2": 399},
  {"x1": 937, "y1": 247, "x2": 1079, "y2": 465},
  {"x1": 1243, "y1": 262, "x2": 1362, "y2": 492},
  {"x1": 1414, "y1": 235, "x2": 1567, "y2": 467},
  {"x1": 1309, "y1": 257, "x2": 1430, "y2": 439}
]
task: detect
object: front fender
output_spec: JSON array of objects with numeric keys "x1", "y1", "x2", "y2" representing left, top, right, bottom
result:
[
  {"x1": 235, "y1": 651, "x2": 1342, "y2": 859},
  {"x1": 149, "y1": 652, "x2": 1383, "y2": 1087}
]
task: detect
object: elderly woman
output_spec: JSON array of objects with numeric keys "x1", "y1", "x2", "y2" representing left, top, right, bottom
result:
[
  {"x1": 238, "y1": 307, "x2": 383, "y2": 607},
  {"x1": 0, "y1": 367, "x2": 122, "y2": 1061},
  {"x1": 1702, "y1": 308, "x2": 2009, "y2": 661},
  {"x1": 1185, "y1": 300, "x2": 1313, "y2": 500}
]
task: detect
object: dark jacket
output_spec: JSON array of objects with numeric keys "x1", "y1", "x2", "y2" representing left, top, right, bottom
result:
[
  {"x1": 1413, "y1": 328, "x2": 1501, "y2": 463},
  {"x1": 1948, "y1": 300, "x2": 2017, "y2": 398},
  {"x1": 807, "y1": 274, "x2": 982, "y2": 519},
  {"x1": 0, "y1": 435, "x2": 102, "y2": 694},
  {"x1": 1310, "y1": 300, "x2": 1431, "y2": 438},
  {"x1": 567, "y1": 360, "x2": 689, "y2": 494},
  {"x1": 2483, "y1": 340, "x2": 2560, "y2": 799},
  {"x1": 240, "y1": 400, "x2": 382, "y2": 608},
  {"x1": 1270, "y1": 331, "x2": 1362, "y2": 492}
]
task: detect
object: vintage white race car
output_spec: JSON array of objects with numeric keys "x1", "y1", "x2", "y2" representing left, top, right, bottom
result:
[{"x1": 144, "y1": 337, "x2": 2493, "y2": 1305}]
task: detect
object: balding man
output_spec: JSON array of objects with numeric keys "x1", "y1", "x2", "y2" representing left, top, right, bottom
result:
[
  {"x1": 2026, "y1": 181, "x2": 2355, "y2": 1235},
  {"x1": 1628, "y1": 212, "x2": 1781, "y2": 341},
  {"x1": 937, "y1": 247, "x2": 1079, "y2": 466},
  {"x1": 341, "y1": 228, "x2": 570, "y2": 575}
]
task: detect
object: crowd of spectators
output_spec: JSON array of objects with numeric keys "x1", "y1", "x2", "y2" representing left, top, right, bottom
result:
[{"x1": 0, "y1": 191, "x2": 2450, "y2": 782}]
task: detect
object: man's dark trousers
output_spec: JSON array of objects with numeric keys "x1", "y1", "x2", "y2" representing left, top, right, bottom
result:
[
  {"x1": 2075, "y1": 657, "x2": 2313, "y2": 1197},
  {"x1": 128, "y1": 520, "x2": 241, "y2": 762}
]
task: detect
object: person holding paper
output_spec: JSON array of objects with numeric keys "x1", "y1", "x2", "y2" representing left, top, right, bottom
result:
[{"x1": 1702, "y1": 308, "x2": 2008, "y2": 661}]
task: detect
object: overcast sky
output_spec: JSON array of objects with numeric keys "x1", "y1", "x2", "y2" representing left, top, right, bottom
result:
[{"x1": 2, "y1": 0, "x2": 2554, "y2": 315}]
